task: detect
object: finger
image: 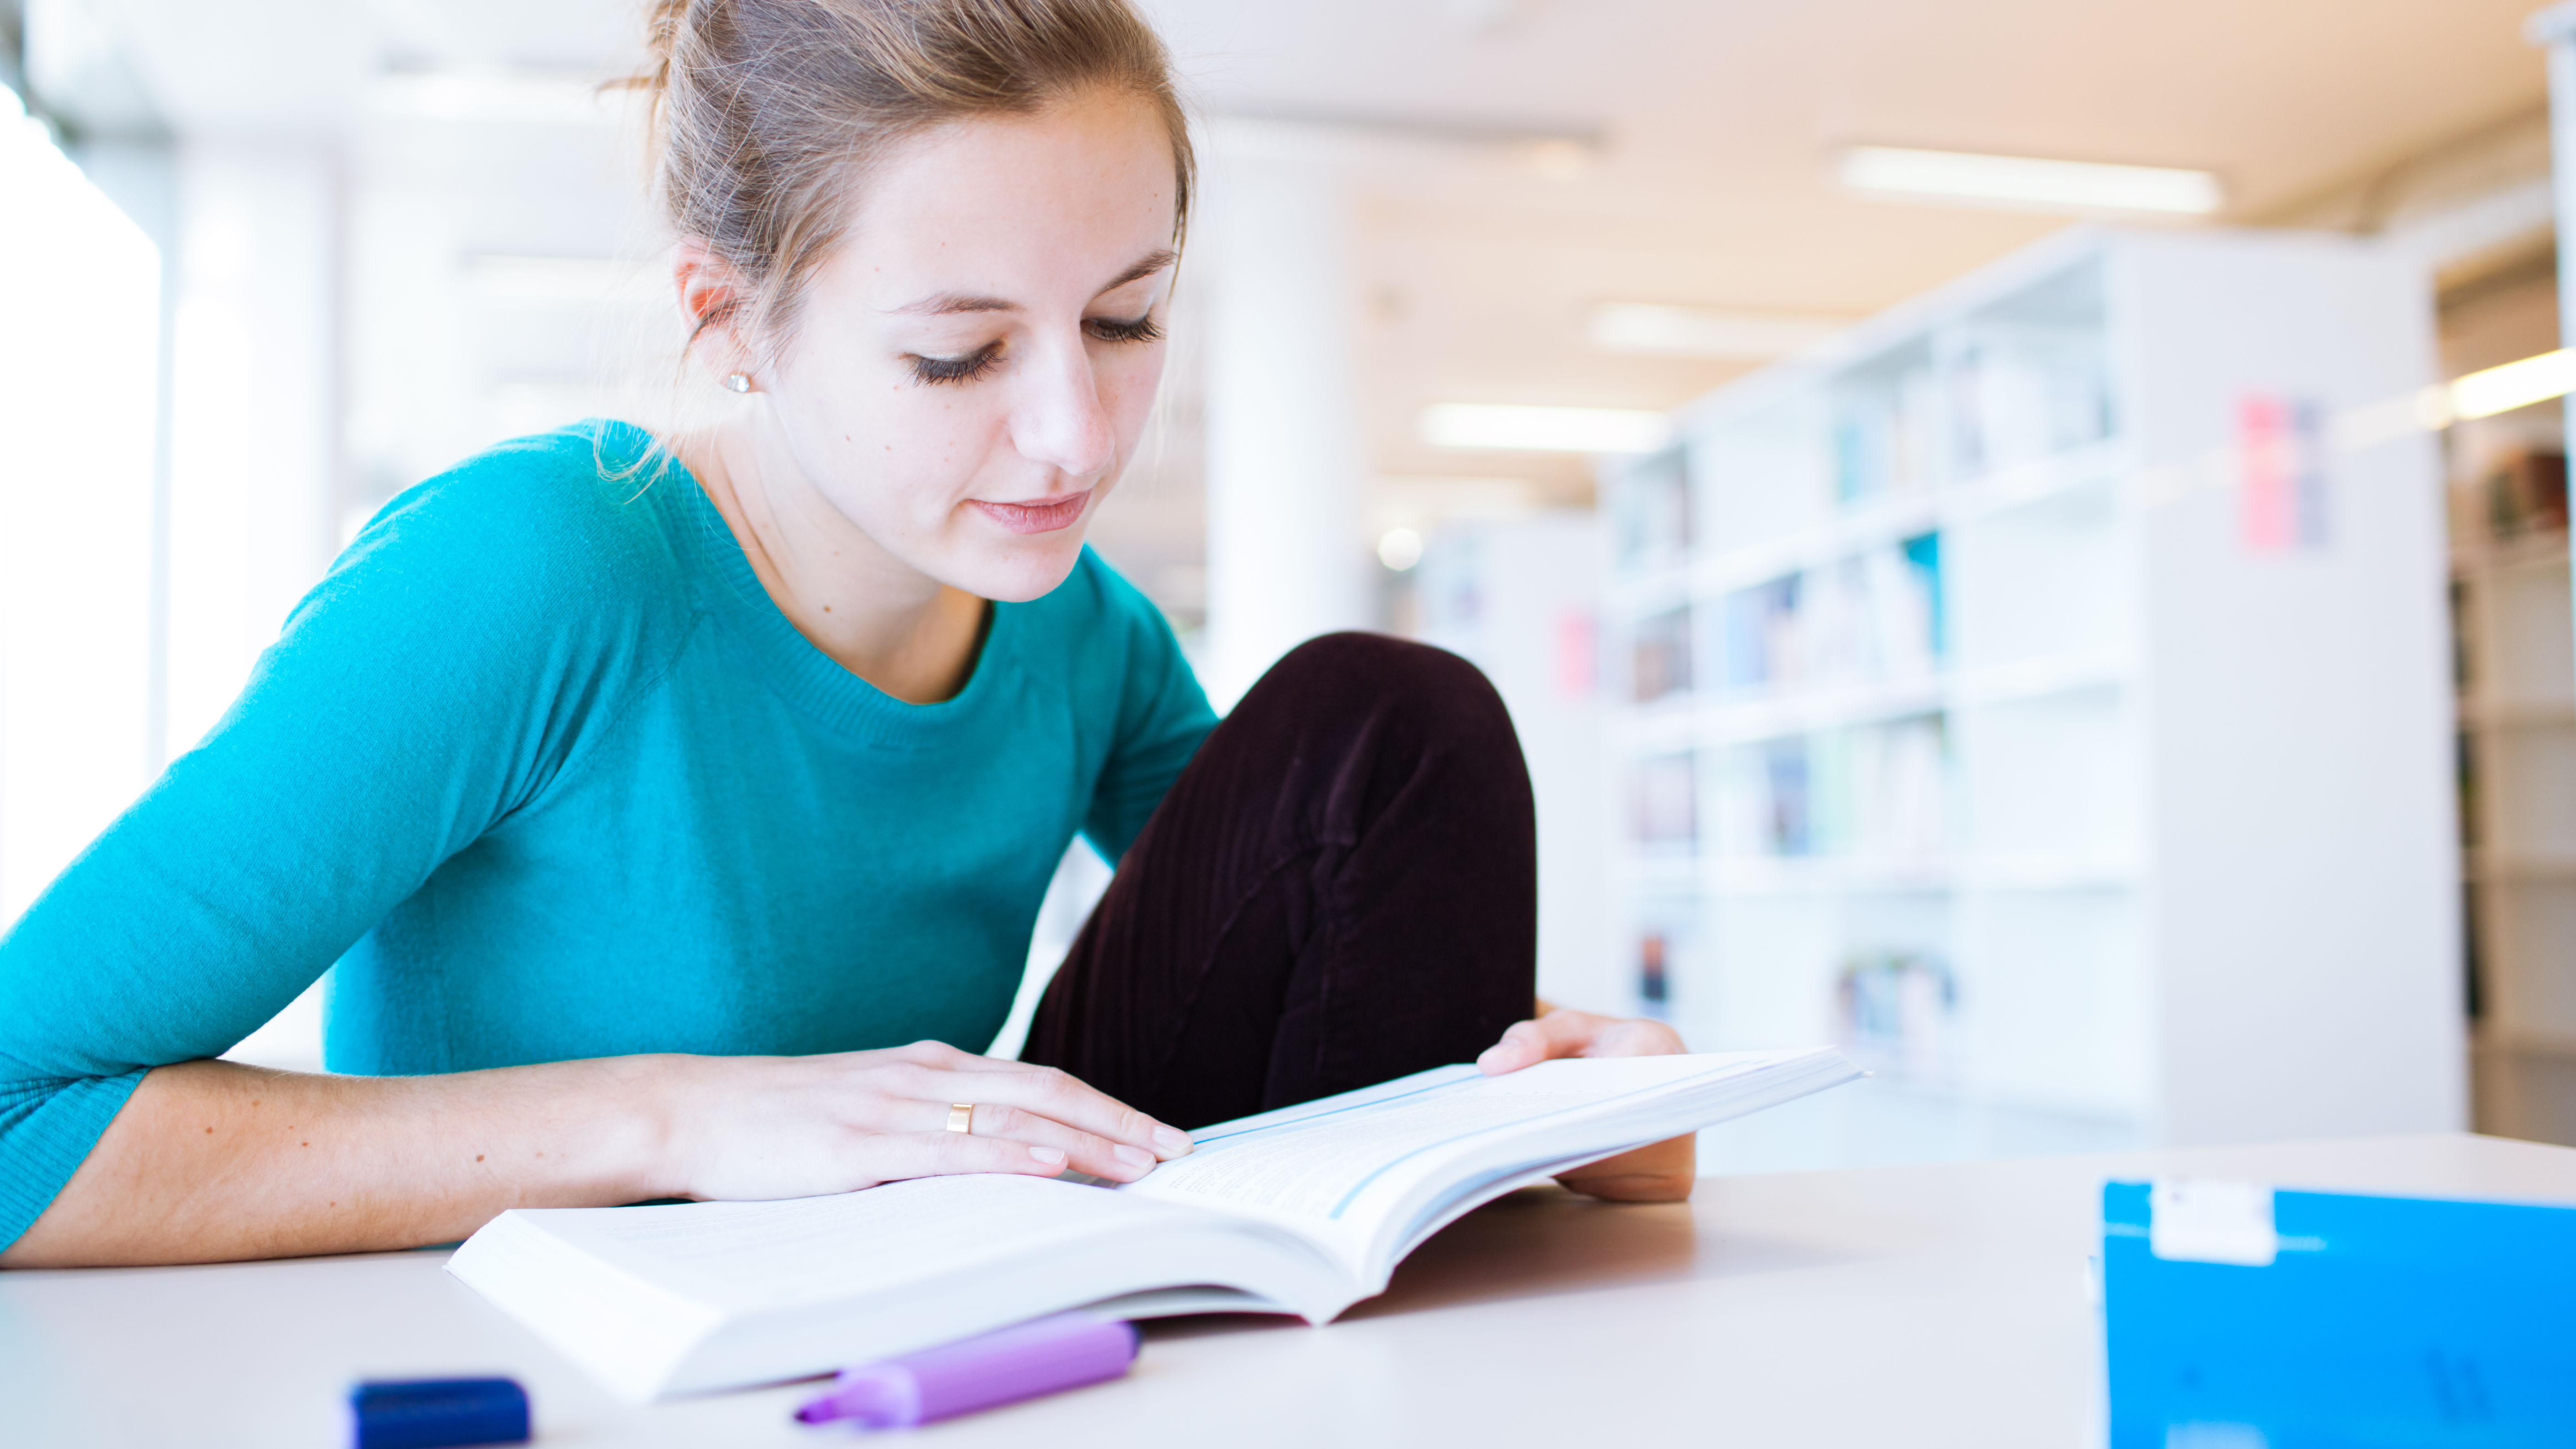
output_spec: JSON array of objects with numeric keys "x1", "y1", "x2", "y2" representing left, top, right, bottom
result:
[
  {"x1": 934, "y1": 1101, "x2": 1160, "y2": 1183},
  {"x1": 1476, "y1": 1019, "x2": 1550, "y2": 1075},
  {"x1": 1578, "y1": 1017, "x2": 1688, "y2": 1059},
  {"x1": 1477, "y1": 1010, "x2": 1607, "y2": 1073},
  {"x1": 1556, "y1": 1134, "x2": 1696, "y2": 1202},
  {"x1": 892, "y1": 1039, "x2": 975, "y2": 1068},
  {"x1": 942, "y1": 1062, "x2": 1193, "y2": 1159},
  {"x1": 862, "y1": 1130, "x2": 1072, "y2": 1185}
]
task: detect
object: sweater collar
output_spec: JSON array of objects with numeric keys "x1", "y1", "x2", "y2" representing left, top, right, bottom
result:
[{"x1": 591, "y1": 419, "x2": 1016, "y2": 747}]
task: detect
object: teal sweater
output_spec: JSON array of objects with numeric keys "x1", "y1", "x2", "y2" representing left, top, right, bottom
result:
[{"x1": 0, "y1": 422, "x2": 1216, "y2": 1251}]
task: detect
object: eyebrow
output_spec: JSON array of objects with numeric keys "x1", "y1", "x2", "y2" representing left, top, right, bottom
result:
[{"x1": 888, "y1": 248, "x2": 1178, "y2": 316}]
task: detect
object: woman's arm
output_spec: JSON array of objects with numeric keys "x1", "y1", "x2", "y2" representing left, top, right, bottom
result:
[{"x1": 0, "y1": 1042, "x2": 1188, "y2": 1268}]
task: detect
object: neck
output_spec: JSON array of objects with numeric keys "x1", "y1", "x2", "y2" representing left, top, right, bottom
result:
[{"x1": 676, "y1": 418, "x2": 989, "y2": 705}]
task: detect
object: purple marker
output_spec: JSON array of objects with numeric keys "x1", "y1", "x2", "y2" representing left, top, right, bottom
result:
[{"x1": 794, "y1": 1312, "x2": 1139, "y2": 1429}]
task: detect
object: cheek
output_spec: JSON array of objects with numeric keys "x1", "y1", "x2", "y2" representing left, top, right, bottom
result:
[
  {"x1": 1101, "y1": 349, "x2": 1170, "y2": 441},
  {"x1": 790, "y1": 385, "x2": 1005, "y2": 520}
]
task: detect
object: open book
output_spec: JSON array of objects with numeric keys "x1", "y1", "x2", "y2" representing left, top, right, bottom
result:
[{"x1": 446, "y1": 1047, "x2": 1859, "y2": 1400}]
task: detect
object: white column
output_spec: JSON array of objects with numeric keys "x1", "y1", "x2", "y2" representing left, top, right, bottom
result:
[
  {"x1": 1198, "y1": 158, "x2": 1371, "y2": 710},
  {"x1": 165, "y1": 136, "x2": 341, "y2": 753},
  {"x1": 168, "y1": 136, "x2": 345, "y2": 1072},
  {"x1": 0, "y1": 94, "x2": 161, "y2": 920}
]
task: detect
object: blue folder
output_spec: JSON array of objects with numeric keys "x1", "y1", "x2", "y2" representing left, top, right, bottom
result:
[{"x1": 2103, "y1": 1179, "x2": 2576, "y2": 1448}]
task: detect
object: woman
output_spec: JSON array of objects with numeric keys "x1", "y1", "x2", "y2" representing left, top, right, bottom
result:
[{"x1": 0, "y1": 0, "x2": 1687, "y2": 1270}]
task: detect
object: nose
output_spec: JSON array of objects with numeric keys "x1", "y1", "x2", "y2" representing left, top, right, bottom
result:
[{"x1": 1009, "y1": 337, "x2": 1118, "y2": 483}]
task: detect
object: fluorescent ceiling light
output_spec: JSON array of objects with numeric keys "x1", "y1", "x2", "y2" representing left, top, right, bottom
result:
[
  {"x1": 1589, "y1": 302, "x2": 1846, "y2": 359},
  {"x1": 2446, "y1": 349, "x2": 2576, "y2": 421},
  {"x1": 1838, "y1": 145, "x2": 2223, "y2": 216},
  {"x1": 1419, "y1": 404, "x2": 1673, "y2": 455}
]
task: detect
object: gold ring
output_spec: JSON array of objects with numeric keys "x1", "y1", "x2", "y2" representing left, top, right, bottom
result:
[{"x1": 947, "y1": 1103, "x2": 975, "y2": 1135}]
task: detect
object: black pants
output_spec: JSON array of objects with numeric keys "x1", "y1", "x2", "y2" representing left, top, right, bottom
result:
[{"x1": 1022, "y1": 633, "x2": 1538, "y2": 1131}]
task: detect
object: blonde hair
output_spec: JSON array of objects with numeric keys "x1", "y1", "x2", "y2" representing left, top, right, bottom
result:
[{"x1": 633, "y1": 0, "x2": 1194, "y2": 355}]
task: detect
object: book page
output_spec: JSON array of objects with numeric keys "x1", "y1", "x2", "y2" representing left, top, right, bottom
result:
[
  {"x1": 1123, "y1": 1054, "x2": 1750, "y2": 1225},
  {"x1": 532, "y1": 1172, "x2": 1164, "y2": 1312}
]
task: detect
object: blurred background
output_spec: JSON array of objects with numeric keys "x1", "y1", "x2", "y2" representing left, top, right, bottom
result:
[{"x1": 1, "y1": 0, "x2": 2568, "y2": 1172}]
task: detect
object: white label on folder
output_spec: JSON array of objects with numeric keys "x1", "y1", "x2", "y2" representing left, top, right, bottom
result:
[{"x1": 2149, "y1": 1179, "x2": 2277, "y2": 1266}]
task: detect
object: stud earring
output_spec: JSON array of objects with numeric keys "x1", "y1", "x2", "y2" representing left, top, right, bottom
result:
[{"x1": 722, "y1": 372, "x2": 753, "y2": 394}]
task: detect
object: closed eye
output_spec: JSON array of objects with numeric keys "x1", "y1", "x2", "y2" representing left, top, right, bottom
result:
[
  {"x1": 909, "y1": 342, "x2": 1004, "y2": 386},
  {"x1": 1085, "y1": 314, "x2": 1164, "y2": 344}
]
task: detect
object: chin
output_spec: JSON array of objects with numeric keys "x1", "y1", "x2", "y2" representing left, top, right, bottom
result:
[{"x1": 952, "y1": 535, "x2": 1090, "y2": 604}]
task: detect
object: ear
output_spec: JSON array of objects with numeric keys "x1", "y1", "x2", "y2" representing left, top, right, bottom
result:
[{"x1": 673, "y1": 238, "x2": 756, "y2": 379}]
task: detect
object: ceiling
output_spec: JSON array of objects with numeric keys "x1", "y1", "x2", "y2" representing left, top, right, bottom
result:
[
  {"x1": 56, "y1": 0, "x2": 2564, "y2": 605},
  {"x1": 1136, "y1": 0, "x2": 2552, "y2": 482}
]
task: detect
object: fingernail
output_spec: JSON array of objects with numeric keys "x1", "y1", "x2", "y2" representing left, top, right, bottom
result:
[
  {"x1": 1113, "y1": 1143, "x2": 1155, "y2": 1170},
  {"x1": 1152, "y1": 1125, "x2": 1192, "y2": 1156},
  {"x1": 1030, "y1": 1146, "x2": 1067, "y2": 1165}
]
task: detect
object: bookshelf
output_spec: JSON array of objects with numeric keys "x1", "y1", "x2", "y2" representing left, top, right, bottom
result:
[
  {"x1": 2449, "y1": 430, "x2": 2576, "y2": 1145},
  {"x1": 1599, "y1": 227, "x2": 2464, "y2": 1157}
]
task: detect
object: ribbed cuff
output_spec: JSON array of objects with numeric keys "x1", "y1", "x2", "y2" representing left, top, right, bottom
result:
[{"x1": 0, "y1": 1070, "x2": 147, "y2": 1254}]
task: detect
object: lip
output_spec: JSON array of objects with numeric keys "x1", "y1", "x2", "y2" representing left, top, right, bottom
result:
[{"x1": 971, "y1": 490, "x2": 1092, "y2": 535}]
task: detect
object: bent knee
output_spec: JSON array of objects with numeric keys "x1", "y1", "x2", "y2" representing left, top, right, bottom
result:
[{"x1": 1260, "y1": 632, "x2": 1513, "y2": 738}]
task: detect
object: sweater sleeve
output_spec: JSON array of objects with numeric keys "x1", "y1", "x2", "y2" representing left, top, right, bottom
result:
[
  {"x1": 1077, "y1": 554, "x2": 1217, "y2": 866},
  {"x1": 0, "y1": 437, "x2": 673, "y2": 1252}
]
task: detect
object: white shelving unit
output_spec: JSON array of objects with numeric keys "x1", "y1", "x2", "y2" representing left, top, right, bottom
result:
[
  {"x1": 1600, "y1": 227, "x2": 2464, "y2": 1163},
  {"x1": 2447, "y1": 430, "x2": 2576, "y2": 1144}
]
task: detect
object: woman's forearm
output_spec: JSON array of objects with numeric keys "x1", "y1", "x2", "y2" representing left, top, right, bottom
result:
[
  {"x1": 1, "y1": 1041, "x2": 1187, "y2": 1269},
  {"x1": 0, "y1": 1055, "x2": 677, "y2": 1268}
]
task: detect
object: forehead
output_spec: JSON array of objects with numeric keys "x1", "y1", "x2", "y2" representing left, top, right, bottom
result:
[{"x1": 833, "y1": 89, "x2": 1179, "y2": 298}]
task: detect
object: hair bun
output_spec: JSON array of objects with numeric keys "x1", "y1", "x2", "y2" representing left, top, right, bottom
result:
[
  {"x1": 645, "y1": 0, "x2": 692, "y2": 56},
  {"x1": 631, "y1": 0, "x2": 692, "y2": 94}
]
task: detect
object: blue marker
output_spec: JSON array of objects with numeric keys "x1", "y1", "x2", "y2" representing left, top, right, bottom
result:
[{"x1": 348, "y1": 1377, "x2": 530, "y2": 1449}]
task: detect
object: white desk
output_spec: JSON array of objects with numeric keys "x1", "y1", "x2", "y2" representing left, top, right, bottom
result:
[{"x1": 7, "y1": 1133, "x2": 2574, "y2": 1448}]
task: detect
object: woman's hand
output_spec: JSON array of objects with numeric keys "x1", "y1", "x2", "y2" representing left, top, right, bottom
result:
[
  {"x1": 4, "y1": 1044, "x2": 1191, "y2": 1269},
  {"x1": 659, "y1": 1040, "x2": 1191, "y2": 1202},
  {"x1": 1475, "y1": 1005, "x2": 1696, "y2": 1203}
]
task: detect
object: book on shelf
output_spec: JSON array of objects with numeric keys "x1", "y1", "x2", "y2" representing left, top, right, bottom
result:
[
  {"x1": 1710, "y1": 714, "x2": 1950, "y2": 862},
  {"x1": 1717, "y1": 537, "x2": 1944, "y2": 696},
  {"x1": 1631, "y1": 749, "x2": 1698, "y2": 849},
  {"x1": 1612, "y1": 447, "x2": 1693, "y2": 574},
  {"x1": 1946, "y1": 325, "x2": 2114, "y2": 478},
  {"x1": 2452, "y1": 449, "x2": 2568, "y2": 549},
  {"x1": 1835, "y1": 950, "x2": 1958, "y2": 1082},
  {"x1": 1632, "y1": 604, "x2": 1694, "y2": 703},
  {"x1": 446, "y1": 1048, "x2": 1862, "y2": 1402},
  {"x1": 1832, "y1": 363, "x2": 1941, "y2": 503}
]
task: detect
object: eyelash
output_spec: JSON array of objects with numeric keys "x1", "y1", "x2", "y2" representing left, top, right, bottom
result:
[
  {"x1": 906, "y1": 314, "x2": 1166, "y2": 387},
  {"x1": 910, "y1": 345, "x2": 1002, "y2": 386}
]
